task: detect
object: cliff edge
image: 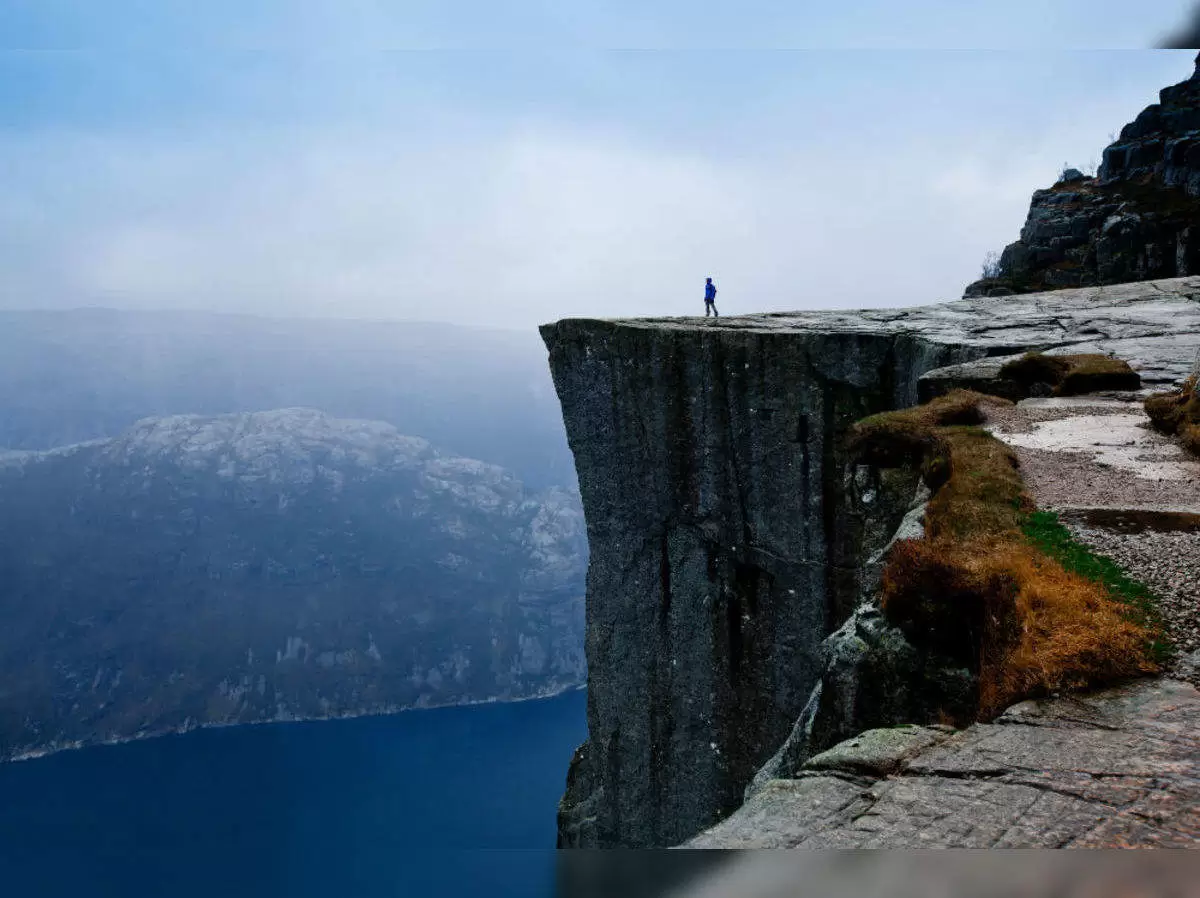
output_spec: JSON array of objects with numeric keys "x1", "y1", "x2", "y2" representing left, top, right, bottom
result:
[{"x1": 542, "y1": 277, "x2": 1200, "y2": 847}]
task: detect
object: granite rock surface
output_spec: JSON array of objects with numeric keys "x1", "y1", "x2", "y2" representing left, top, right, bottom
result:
[
  {"x1": 687, "y1": 678, "x2": 1200, "y2": 848},
  {"x1": 543, "y1": 276, "x2": 1200, "y2": 847}
]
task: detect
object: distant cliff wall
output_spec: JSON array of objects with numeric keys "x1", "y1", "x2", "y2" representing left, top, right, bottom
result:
[
  {"x1": 965, "y1": 53, "x2": 1200, "y2": 298},
  {"x1": 542, "y1": 280, "x2": 1200, "y2": 848}
]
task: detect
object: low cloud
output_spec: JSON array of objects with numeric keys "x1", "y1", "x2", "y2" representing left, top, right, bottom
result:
[{"x1": 0, "y1": 58, "x2": 1186, "y2": 329}]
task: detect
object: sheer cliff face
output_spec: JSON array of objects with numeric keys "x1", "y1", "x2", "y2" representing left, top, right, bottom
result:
[
  {"x1": 541, "y1": 320, "x2": 976, "y2": 847},
  {"x1": 965, "y1": 53, "x2": 1200, "y2": 298},
  {"x1": 543, "y1": 279, "x2": 1200, "y2": 848}
]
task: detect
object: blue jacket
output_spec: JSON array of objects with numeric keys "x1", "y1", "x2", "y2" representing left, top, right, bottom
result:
[{"x1": 704, "y1": 283, "x2": 717, "y2": 300}]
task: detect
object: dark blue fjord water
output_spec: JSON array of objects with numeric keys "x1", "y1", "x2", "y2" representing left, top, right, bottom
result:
[{"x1": 0, "y1": 688, "x2": 587, "y2": 898}]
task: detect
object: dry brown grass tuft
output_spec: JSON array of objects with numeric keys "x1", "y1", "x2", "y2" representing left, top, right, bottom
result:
[
  {"x1": 853, "y1": 389, "x2": 998, "y2": 433},
  {"x1": 982, "y1": 547, "x2": 1153, "y2": 718},
  {"x1": 855, "y1": 391, "x2": 1158, "y2": 721},
  {"x1": 999, "y1": 352, "x2": 1141, "y2": 396},
  {"x1": 848, "y1": 391, "x2": 1004, "y2": 482},
  {"x1": 1182, "y1": 424, "x2": 1200, "y2": 457},
  {"x1": 1145, "y1": 376, "x2": 1200, "y2": 457},
  {"x1": 885, "y1": 537, "x2": 1155, "y2": 719},
  {"x1": 923, "y1": 428, "x2": 1027, "y2": 541}
]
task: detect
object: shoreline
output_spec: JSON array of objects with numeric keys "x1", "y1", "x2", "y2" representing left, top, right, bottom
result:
[{"x1": 5, "y1": 681, "x2": 586, "y2": 765}]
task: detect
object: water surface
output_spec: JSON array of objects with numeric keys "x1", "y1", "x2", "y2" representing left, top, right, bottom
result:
[{"x1": 0, "y1": 689, "x2": 587, "y2": 897}]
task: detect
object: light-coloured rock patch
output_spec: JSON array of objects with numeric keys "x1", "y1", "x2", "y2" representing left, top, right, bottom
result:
[{"x1": 984, "y1": 395, "x2": 1200, "y2": 658}]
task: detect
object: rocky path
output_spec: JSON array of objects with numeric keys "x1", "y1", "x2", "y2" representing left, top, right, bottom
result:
[
  {"x1": 984, "y1": 396, "x2": 1200, "y2": 654},
  {"x1": 686, "y1": 390, "x2": 1200, "y2": 851},
  {"x1": 687, "y1": 678, "x2": 1200, "y2": 848}
]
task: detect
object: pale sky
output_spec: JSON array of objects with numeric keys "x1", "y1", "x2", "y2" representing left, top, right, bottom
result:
[{"x1": 1, "y1": 3, "x2": 1197, "y2": 328}]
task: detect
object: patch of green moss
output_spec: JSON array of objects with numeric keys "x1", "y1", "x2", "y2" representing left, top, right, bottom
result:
[{"x1": 1021, "y1": 510, "x2": 1171, "y2": 663}]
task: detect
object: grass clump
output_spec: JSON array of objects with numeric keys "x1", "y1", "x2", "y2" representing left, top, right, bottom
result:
[
  {"x1": 998, "y1": 352, "x2": 1141, "y2": 397},
  {"x1": 848, "y1": 390, "x2": 995, "y2": 488},
  {"x1": 852, "y1": 389, "x2": 994, "y2": 432},
  {"x1": 1023, "y1": 510, "x2": 1170, "y2": 664},
  {"x1": 1144, "y1": 376, "x2": 1200, "y2": 457},
  {"x1": 851, "y1": 392, "x2": 1160, "y2": 721}
]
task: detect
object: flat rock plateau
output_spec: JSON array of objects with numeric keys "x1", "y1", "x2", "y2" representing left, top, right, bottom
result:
[{"x1": 544, "y1": 276, "x2": 1200, "y2": 848}]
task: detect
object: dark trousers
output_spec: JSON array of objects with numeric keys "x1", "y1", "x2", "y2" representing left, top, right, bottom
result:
[{"x1": 705, "y1": 299, "x2": 718, "y2": 317}]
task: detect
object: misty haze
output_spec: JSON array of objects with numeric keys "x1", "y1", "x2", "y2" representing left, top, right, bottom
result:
[{"x1": 3, "y1": 3, "x2": 1200, "y2": 897}]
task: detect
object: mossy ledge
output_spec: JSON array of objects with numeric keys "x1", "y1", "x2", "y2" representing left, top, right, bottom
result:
[
  {"x1": 997, "y1": 352, "x2": 1141, "y2": 397},
  {"x1": 849, "y1": 390, "x2": 1162, "y2": 720}
]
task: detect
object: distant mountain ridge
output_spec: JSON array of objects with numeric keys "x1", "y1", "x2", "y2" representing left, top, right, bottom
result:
[
  {"x1": 0, "y1": 308, "x2": 573, "y2": 490},
  {"x1": 0, "y1": 408, "x2": 585, "y2": 760}
]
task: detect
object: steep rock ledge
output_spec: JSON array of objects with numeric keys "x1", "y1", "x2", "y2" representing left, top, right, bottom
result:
[{"x1": 542, "y1": 277, "x2": 1200, "y2": 848}]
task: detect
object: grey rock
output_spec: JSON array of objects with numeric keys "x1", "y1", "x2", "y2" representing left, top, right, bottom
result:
[
  {"x1": 685, "y1": 776, "x2": 871, "y2": 850},
  {"x1": 963, "y1": 61, "x2": 1200, "y2": 297},
  {"x1": 1169, "y1": 649, "x2": 1200, "y2": 689},
  {"x1": 866, "y1": 483, "x2": 929, "y2": 566},
  {"x1": 802, "y1": 723, "x2": 953, "y2": 777},
  {"x1": 919, "y1": 355, "x2": 1017, "y2": 401},
  {"x1": 742, "y1": 679, "x2": 827, "y2": 800},
  {"x1": 774, "y1": 602, "x2": 974, "y2": 786},
  {"x1": 543, "y1": 275, "x2": 1200, "y2": 848},
  {"x1": 687, "y1": 678, "x2": 1200, "y2": 848}
]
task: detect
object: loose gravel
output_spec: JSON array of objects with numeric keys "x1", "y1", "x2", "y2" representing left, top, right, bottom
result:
[
  {"x1": 1065, "y1": 523, "x2": 1200, "y2": 655},
  {"x1": 983, "y1": 395, "x2": 1200, "y2": 660},
  {"x1": 985, "y1": 398, "x2": 1200, "y2": 510}
]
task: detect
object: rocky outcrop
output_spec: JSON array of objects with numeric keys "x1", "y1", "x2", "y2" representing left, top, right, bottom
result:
[
  {"x1": 687, "y1": 677, "x2": 1200, "y2": 848},
  {"x1": 741, "y1": 489, "x2": 975, "y2": 800},
  {"x1": 542, "y1": 277, "x2": 1200, "y2": 848},
  {"x1": 0, "y1": 409, "x2": 586, "y2": 760},
  {"x1": 965, "y1": 54, "x2": 1200, "y2": 298}
]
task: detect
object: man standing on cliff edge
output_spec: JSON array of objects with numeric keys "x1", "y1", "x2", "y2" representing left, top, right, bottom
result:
[{"x1": 704, "y1": 277, "x2": 718, "y2": 317}]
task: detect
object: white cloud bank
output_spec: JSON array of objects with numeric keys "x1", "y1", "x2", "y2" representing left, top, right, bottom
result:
[{"x1": 0, "y1": 58, "x2": 1186, "y2": 329}]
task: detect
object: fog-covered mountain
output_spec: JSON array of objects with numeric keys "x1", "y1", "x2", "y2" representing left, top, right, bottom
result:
[
  {"x1": 0, "y1": 409, "x2": 586, "y2": 760},
  {"x1": 0, "y1": 309, "x2": 573, "y2": 490}
]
